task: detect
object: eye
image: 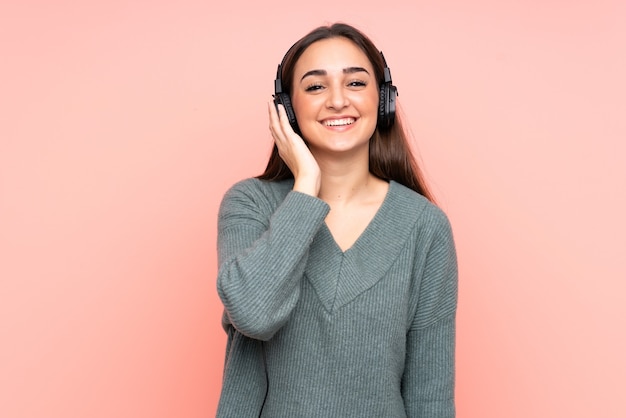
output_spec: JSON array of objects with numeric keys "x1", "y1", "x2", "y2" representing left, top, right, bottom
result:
[
  {"x1": 304, "y1": 83, "x2": 324, "y2": 92},
  {"x1": 347, "y1": 80, "x2": 367, "y2": 88}
]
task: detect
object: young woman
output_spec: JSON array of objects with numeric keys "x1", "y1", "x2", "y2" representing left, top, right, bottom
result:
[{"x1": 216, "y1": 23, "x2": 458, "y2": 418}]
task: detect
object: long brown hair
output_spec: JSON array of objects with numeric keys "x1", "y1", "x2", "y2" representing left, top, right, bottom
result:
[{"x1": 257, "y1": 23, "x2": 434, "y2": 202}]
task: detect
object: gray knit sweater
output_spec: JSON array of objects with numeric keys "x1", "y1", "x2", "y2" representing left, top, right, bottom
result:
[{"x1": 216, "y1": 178, "x2": 457, "y2": 418}]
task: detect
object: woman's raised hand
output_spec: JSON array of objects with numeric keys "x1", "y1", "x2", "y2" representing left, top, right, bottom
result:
[{"x1": 268, "y1": 102, "x2": 321, "y2": 197}]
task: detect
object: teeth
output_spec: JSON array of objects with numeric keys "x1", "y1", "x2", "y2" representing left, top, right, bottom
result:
[{"x1": 323, "y1": 118, "x2": 355, "y2": 127}]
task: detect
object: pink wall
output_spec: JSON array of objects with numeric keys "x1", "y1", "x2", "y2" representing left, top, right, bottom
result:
[{"x1": 1, "y1": 1, "x2": 624, "y2": 417}]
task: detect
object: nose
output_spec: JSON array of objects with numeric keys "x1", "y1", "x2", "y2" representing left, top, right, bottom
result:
[{"x1": 326, "y1": 83, "x2": 349, "y2": 110}]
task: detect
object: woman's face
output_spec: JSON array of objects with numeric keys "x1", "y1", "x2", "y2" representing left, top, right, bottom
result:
[{"x1": 290, "y1": 37, "x2": 379, "y2": 156}]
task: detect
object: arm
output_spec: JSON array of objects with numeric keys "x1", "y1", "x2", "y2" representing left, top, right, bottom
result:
[
  {"x1": 217, "y1": 182, "x2": 329, "y2": 341},
  {"x1": 402, "y1": 215, "x2": 458, "y2": 418}
]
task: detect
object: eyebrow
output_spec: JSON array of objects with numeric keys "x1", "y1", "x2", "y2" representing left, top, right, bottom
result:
[{"x1": 300, "y1": 66, "x2": 370, "y2": 82}]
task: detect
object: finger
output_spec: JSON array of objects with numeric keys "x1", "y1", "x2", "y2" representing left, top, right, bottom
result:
[
  {"x1": 276, "y1": 103, "x2": 296, "y2": 138},
  {"x1": 268, "y1": 100, "x2": 278, "y2": 124},
  {"x1": 267, "y1": 101, "x2": 283, "y2": 141}
]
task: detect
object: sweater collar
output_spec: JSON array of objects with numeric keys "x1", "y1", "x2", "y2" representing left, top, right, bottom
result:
[{"x1": 305, "y1": 181, "x2": 430, "y2": 313}]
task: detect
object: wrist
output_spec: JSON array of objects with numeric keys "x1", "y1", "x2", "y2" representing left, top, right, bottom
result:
[{"x1": 293, "y1": 175, "x2": 320, "y2": 197}]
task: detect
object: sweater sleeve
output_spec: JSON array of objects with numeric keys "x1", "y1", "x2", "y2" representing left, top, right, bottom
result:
[
  {"x1": 216, "y1": 181, "x2": 330, "y2": 341},
  {"x1": 402, "y1": 213, "x2": 458, "y2": 418}
]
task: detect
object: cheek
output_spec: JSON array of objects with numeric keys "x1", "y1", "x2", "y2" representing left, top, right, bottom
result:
[
  {"x1": 356, "y1": 89, "x2": 381, "y2": 116},
  {"x1": 291, "y1": 96, "x2": 306, "y2": 116},
  {"x1": 291, "y1": 94, "x2": 314, "y2": 121},
  {"x1": 292, "y1": 104, "x2": 307, "y2": 126}
]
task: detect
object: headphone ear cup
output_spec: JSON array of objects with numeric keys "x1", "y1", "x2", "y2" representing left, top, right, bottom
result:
[
  {"x1": 378, "y1": 84, "x2": 387, "y2": 125},
  {"x1": 274, "y1": 93, "x2": 301, "y2": 135},
  {"x1": 281, "y1": 93, "x2": 298, "y2": 131},
  {"x1": 378, "y1": 83, "x2": 397, "y2": 130},
  {"x1": 386, "y1": 84, "x2": 397, "y2": 127}
]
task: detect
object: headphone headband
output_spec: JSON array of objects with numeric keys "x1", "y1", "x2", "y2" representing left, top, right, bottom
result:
[{"x1": 274, "y1": 65, "x2": 284, "y2": 94}]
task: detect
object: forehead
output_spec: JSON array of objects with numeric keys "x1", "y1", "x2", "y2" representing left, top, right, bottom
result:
[{"x1": 294, "y1": 37, "x2": 374, "y2": 75}]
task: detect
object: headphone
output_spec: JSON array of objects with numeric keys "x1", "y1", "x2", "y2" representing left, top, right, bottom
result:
[{"x1": 273, "y1": 51, "x2": 398, "y2": 135}]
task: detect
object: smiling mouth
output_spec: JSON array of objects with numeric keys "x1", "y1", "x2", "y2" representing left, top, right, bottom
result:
[{"x1": 322, "y1": 118, "x2": 356, "y2": 127}]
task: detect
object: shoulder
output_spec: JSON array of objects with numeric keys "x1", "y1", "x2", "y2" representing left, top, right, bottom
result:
[
  {"x1": 388, "y1": 181, "x2": 452, "y2": 235},
  {"x1": 218, "y1": 178, "x2": 296, "y2": 225},
  {"x1": 223, "y1": 177, "x2": 293, "y2": 198},
  {"x1": 221, "y1": 178, "x2": 293, "y2": 208}
]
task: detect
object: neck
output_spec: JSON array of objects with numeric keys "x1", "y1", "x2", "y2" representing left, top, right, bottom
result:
[{"x1": 315, "y1": 157, "x2": 377, "y2": 205}]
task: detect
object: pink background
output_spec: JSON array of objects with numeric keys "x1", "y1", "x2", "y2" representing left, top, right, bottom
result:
[{"x1": 1, "y1": 1, "x2": 625, "y2": 417}]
